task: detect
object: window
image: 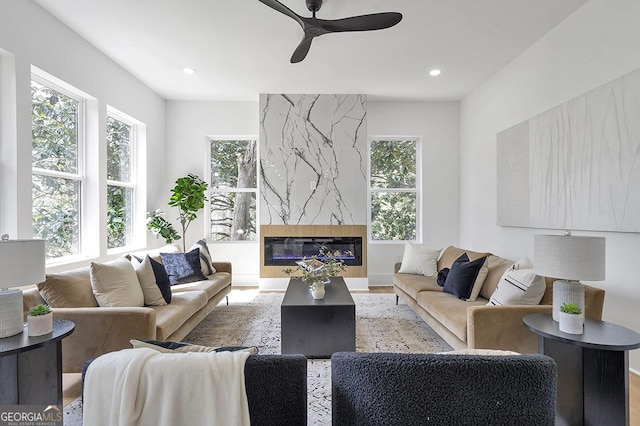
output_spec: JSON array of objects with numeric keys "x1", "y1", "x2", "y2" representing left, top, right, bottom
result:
[
  {"x1": 31, "y1": 77, "x2": 84, "y2": 258},
  {"x1": 106, "y1": 111, "x2": 135, "y2": 249},
  {"x1": 207, "y1": 139, "x2": 257, "y2": 241},
  {"x1": 369, "y1": 138, "x2": 420, "y2": 242}
]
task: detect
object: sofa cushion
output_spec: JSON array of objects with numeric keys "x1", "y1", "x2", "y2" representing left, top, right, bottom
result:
[
  {"x1": 171, "y1": 274, "x2": 231, "y2": 299},
  {"x1": 443, "y1": 254, "x2": 488, "y2": 300},
  {"x1": 417, "y1": 291, "x2": 487, "y2": 342},
  {"x1": 37, "y1": 267, "x2": 98, "y2": 308},
  {"x1": 394, "y1": 273, "x2": 442, "y2": 300},
  {"x1": 160, "y1": 248, "x2": 207, "y2": 285},
  {"x1": 131, "y1": 256, "x2": 167, "y2": 306},
  {"x1": 397, "y1": 242, "x2": 441, "y2": 276},
  {"x1": 487, "y1": 257, "x2": 546, "y2": 306},
  {"x1": 152, "y1": 291, "x2": 208, "y2": 339},
  {"x1": 437, "y1": 246, "x2": 491, "y2": 271},
  {"x1": 90, "y1": 258, "x2": 145, "y2": 307},
  {"x1": 189, "y1": 239, "x2": 217, "y2": 275},
  {"x1": 479, "y1": 255, "x2": 516, "y2": 300}
]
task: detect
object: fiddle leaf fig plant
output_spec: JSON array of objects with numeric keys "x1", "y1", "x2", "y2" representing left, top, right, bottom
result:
[
  {"x1": 147, "y1": 173, "x2": 208, "y2": 251},
  {"x1": 560, "y1": 302, "x2": 582, "y2": 315}
]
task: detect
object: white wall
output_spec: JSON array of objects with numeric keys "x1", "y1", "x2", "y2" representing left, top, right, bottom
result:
[
  {"x1": 367, "y1": 101, "x2": 460, "y2": 285},
  {"x1": 460, "y1": 0, "x2": 640, "y2": 371},
  {"x1": 0, "y1": 0, "x2": 166, "y2": 271},
  {"x1": 165, "y1": 100, "x2": 460, "y2": 286}
]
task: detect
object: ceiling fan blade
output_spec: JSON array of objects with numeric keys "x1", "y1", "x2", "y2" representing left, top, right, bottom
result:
[
  {"x1": 258, "y1": 0, "x2": 304, "y2": 27},
  {"x1": 290, "y1": 36, "x2": 314, "y2": 63},
  {"x1": 319, "y1": 12, "x2": 402, "y2": 33}
]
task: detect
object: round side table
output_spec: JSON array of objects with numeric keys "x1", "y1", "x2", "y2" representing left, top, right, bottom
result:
[
  {"x1": 0, "y1": 319, "x2": 74, "y2": 405},
  {"x1": 524, "y1": 313, "x2": 640, "y2": 426}
]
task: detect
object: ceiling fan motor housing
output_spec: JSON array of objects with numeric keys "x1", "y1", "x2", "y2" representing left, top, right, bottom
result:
[{"x1": 306, "y1": 0, "x2": 322, "y2": 12}]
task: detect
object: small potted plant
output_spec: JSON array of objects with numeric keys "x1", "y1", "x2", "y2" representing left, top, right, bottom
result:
[
  {"x1": 27, "y1": 304, "x2": 53, "y2": 336},
  {"x1": 283, "y1": 246, "x2": 351, "y2": 300},
  {"x1": 559, "y1": 302, "x2": 583, "y2": 335}
]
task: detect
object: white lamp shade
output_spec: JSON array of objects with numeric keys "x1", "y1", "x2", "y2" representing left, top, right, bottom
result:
[
  {"x1": 534, "y1": 235, "x2": 605, "y2": 281},
  {"x1": 0, "y1": 239, "x2": 46, "y2": 288}
]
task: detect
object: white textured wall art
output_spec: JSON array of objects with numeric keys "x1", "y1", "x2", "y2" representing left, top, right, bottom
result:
[
  {"x1": 497, "y1": 67, "x2": 640, "y2": 232},
  {"x1": 259, "y1": 94, "x2": 367, "y2": 225}
]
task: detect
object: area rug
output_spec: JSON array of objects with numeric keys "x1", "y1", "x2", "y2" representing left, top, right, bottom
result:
[{"x1": 63, "y1": 290, "x2": 450, "y2": 425}]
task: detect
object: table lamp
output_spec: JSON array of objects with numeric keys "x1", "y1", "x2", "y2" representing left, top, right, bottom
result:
[
  {"x1": 534, "y1": 232, "x2": 605, "y2": 322},
  {"x1": 0, "y1": 235, "x2": 46, "y2": 338}
]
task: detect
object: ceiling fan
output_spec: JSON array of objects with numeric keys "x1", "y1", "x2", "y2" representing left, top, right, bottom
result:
[{"x1": 258, "y1": 0, "x2": 402, "y2": 63}]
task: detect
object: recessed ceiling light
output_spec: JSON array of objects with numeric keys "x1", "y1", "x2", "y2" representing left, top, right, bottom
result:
[
  {"x1": 429, "y1": 69, "x2": 442, "y2": 77},
  {"x1": 182, "y1": 67, "x2": 196, "y2": 75}
]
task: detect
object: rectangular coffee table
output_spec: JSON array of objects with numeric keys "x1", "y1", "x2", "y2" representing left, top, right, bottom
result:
[{"x1": 281, "y1": 276, "x2": 355, "y2": 358}]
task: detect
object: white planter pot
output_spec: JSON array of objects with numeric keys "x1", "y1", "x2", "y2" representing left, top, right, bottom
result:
[
  {"x1": 28, "y1": 312, "x2": 53, "y2": 336},
  {"x1": 559, "y1": 312, "x2": 583, "y2": 335},
  {"x1": 311, "y1": 282, "x2": 325, "y2": 300}
]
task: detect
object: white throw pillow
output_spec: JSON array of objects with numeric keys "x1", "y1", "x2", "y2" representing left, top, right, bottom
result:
[
  {"x1": 131, "y1": 256, "x2": 166, "y2": 306},
  {"x1": 487, "y1": 257, "x2": 545, "y2": 306},
  {"x1": 90, "y1": 258, "x2": 144, "y2": 307},
  {"x1": 189, "y1": 238, "x2": 216, "y2": 275},
  {"x1": 398, "y1": 242, "x2": 441, "y2": 276}
]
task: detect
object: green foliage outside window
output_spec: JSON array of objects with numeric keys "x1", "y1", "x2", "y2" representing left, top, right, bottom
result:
[
  {"x1": 31, "y1": 81, "x2": 81, "y2": 258},
  {"x1": 106, "y1": 116, "x2": 133, "y2": 249},
  {"x1": 370, "y1": 139, "x2": 418, "y2": 241}
]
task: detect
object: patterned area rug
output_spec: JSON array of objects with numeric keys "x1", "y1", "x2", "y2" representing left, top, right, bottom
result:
[{"x1": 63, "y1": 290, "x2": 450, "y2": 425}]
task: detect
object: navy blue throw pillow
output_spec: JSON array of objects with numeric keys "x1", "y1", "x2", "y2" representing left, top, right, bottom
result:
[
  {"x1": 443, "y1": 253, "x2": 487, "y2": 300},
  {"x1": 160, "y1": 248, "x2": 207, "y2": 285},
  {"x1": 437, "y1": 268, "x2": 450, "y2": 287},
  {"x1": 133, "y1": 255, "x2": 172, "y2": 304}
]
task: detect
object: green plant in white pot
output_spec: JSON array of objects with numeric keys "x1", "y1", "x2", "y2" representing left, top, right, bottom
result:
[
  {"x1": 559, "y1": 302, "x2": 583, "y2": 335},
  {"x1": 27, "y1": 304, "x2": 53, "y2": 336}
]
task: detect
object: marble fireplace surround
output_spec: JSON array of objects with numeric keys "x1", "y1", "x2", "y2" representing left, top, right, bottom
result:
[{"x1": 260, "y1": 225, "x2": 367, "y2": 279}]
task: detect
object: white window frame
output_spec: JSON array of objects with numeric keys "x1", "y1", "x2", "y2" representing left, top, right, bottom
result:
[
  {"x1": 106, "y1": 106, "x2": 145, "y2": 253},
  {"x1": 367, "y1": 136, "x2": 422, "y2": 244},
  {"x1": 204, "y1": 136, "x2": 258, "y2": 243},
  {"x1": 31, "y1": 70, "x2": 88, "y2": 264}
]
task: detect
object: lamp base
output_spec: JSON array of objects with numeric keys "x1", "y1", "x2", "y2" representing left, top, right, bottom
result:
[
  {"x1": 0, "y1": 288, "x2": 24, "y2": 338},
  {"x1": 552, "y1": 280, "x2": 585, "y2": 322}
]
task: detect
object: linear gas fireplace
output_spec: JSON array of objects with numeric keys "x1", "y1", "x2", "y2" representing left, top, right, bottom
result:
[
  {"x1": 264, "y1": 236, "x2": 362, "y2": 267},
  {"x1": 260, "y1": 225, "x2": 367, "y2": 278}
]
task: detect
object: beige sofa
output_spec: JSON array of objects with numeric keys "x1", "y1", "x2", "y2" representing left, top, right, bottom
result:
[
  {"x1": 22, "y1": 257, "x2": 231, "y2": 374},
  {"x1": 394, "y1": 246, "x2": 605, "y2": 354}
]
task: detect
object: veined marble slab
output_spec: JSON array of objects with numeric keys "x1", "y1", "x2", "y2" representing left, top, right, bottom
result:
[
  {"x1": 259, "y1": 94, "x2": 367, "y2": 225},
  {"x1": 497, "y1": 67, "x2": 640, "y2": 233}
]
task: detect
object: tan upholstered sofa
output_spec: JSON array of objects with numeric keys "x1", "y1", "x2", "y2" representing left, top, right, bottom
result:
[
  {"x1": 22, "y1": 250, "x2": 231, "y2": 375},
  {"x1": 394, "y1": 246, "x2": 605, "y2": 354}
]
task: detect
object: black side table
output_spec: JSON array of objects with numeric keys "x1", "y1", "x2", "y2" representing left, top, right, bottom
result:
[
  {"x1": 0, "y1": 319, "x2": 74, "y2": 405},
  {"x1": 524, "y1": 313, "x2": 640, "y2": 426}
]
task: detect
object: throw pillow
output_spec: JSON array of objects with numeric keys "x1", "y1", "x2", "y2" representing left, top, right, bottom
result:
[
  {"x1": 134, "y1": 255, "x2": 172, "y2": 304},
  {"x1": 130, "y1": 256, "x2": 166, "y2": 306},
  {"x1": 397, "y1": 242, "x2": 441, "y2": 276},
  {"x1": 130, "y1": 339, "x2": 259, "y2": 355},
  {"x1": 90, "y1": 258, "x2": 144, "y2": 307},
  {"x1": 189, "y1": 239, "x2": 216, "y2": 275},
  {"x1": 487, "y1": 257, "x2": 546, "y2": 306},
  {"x1": 443, "y1": 253, "x2": 488, "y2": 300},
  {"x1": 436, "y1": 268, "x2": 450, "y2": 287},
  {"x1": 466, "y1": 257, "x2": 490, "y2": 302},
  {"x1": 160, "y1": 248, "x2": 207, "y2": 285},
  {"x1": 37, "y1": 267, "x2": 98, "y2": 308}
]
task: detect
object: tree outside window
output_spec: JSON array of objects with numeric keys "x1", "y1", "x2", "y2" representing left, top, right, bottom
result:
[
  {"x1": 106, "y1": 114, "x2": 134, "y2": 249},
  {"x1": 31, "y1": 79, "x2": 82, "y2": 258},
  {"x1": 369, "y1": 139, "x2": 419, "y2": 241},
  {"x1": 209, "y1": 139, "x2": 257, "y2": 241}
]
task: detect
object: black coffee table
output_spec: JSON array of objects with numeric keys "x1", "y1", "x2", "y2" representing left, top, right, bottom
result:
[{"x1": 281, "y1": 276, "x2": 355, "y2": 358}]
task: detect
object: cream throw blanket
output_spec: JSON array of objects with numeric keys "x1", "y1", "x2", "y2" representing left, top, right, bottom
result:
[{"x1": 83, "y1": 348, "x2": 251, "y2": 426}]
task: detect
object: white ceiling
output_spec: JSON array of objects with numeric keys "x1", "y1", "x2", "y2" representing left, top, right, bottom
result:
[{"x1": 33, "y1": 0, "x2": 588, "y2": 102}]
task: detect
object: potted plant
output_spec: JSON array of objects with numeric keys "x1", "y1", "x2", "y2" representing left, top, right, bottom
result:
[
  {"x1": 147, "y1": 173, "x2": 208, "y2": 251},
  {"x1": 27, "y1": 304, "x2": 53, "y2": 336},
  {"x1": 559, "y1": 302, "x2": 583, "y2": 334},
  {"x1": 283, "y1": 246, "x2": 351, "y2": 300}
]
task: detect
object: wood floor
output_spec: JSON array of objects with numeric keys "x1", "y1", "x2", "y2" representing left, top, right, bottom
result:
[{"x1": 63, "y1": 285, "x2": 640, "y2": 426}]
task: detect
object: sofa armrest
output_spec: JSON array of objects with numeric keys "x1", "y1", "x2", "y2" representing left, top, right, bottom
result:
[
  {"x1": 212, "y1": 262, "x2": 232, "y2": 274},
  {"x1": 467, "y1": 305, "x2": 552, "y2": 354},
  {"x1": 52, "y1": 307, "x2": 157, "y2": 373}
]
